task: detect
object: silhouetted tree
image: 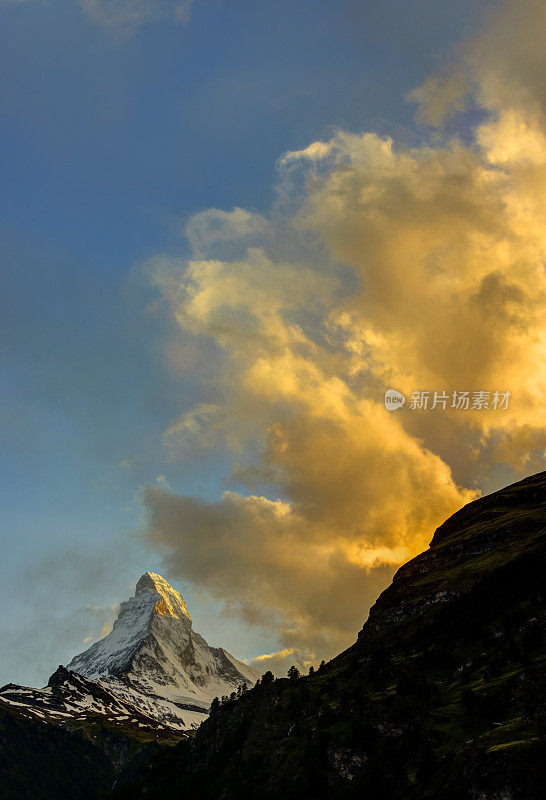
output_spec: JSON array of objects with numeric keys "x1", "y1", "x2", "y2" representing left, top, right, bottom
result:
[
  {"x1": 261, "y1": 671, "x2": 274, "y2": 686},
  {"x1": 210, "y1": 697, "x2": 220, "y2": 714},
  {"x1": 288, "y1": 665, "x2": 301, "y2": 681}
]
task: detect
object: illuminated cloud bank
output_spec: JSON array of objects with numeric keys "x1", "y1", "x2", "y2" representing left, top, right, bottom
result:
[{"x1": 144, "y1": 0, "x2": 546, "y2": 672}]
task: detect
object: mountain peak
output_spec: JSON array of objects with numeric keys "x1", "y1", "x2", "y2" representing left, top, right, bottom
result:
[{"x1": 135, "y1": 571, "x2": 191, "y2": 622}]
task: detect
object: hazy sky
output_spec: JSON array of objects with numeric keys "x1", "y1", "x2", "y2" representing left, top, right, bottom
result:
[{"x1": 2, "y1": 0, "x2": 544, "y2": 686}]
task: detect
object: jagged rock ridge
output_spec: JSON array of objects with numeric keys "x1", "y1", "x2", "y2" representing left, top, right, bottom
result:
[{"x1": 2, "y1": 571, "x2": 259, "y2": 732}]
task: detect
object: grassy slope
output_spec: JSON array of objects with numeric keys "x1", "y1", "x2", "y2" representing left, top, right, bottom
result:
[{"x1": 111, "y1": 471, "x2": 546, "y2": 800}]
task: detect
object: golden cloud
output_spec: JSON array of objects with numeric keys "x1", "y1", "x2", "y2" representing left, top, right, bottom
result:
[{"x1": 144, "y1": 0, "x2": 546, "y2": 670}]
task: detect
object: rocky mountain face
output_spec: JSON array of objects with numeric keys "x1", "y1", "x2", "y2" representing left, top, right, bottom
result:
[
  {"x1": 1, "y1": 666, "x2": 188, "y2": 735},
  {"x1": 66, "y1": 571, "x2": 258, "y2": 727},
  {"x1": 0, "y1": 571, "x2": 259, "y2": 799},
  {"x1": 111, "y1": 471, "x2": 546, "y2": 800}
]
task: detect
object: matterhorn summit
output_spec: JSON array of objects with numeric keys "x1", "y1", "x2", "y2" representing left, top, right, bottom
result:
[
  {"x1": 68, "y1": 571, "x2": 193, "y2": 680},
  {"x1": 66, "y1": 571, "x2": 259, "y2": 728},
  {"x1": 1, "y1": 572, "x2": 258, "y2": 732}
]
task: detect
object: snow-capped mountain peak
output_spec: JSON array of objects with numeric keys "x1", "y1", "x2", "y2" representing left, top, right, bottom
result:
[
  {"x1": 135, "y1": 571, "x2": 191, "y2": 621},
  {"x1": 64, "y1": 571, "x2": 259, "y2": 730}
]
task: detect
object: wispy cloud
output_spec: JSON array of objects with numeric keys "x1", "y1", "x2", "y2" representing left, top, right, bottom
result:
[
  {"x1": 1, "y1": 0, "x2": 193, "y2": 34},
  {"x1": 79, "y1": 0, "x2": 192, "y2": 33}
]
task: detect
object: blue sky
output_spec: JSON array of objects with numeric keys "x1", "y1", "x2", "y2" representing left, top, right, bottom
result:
[{"x1": 0, "y1": 0, "x2": 496, "y2": 686}]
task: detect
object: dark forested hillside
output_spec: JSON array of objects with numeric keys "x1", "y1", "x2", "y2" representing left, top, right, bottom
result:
[
  {"x1": 0, "y1": 677, "x2": 183, "y2": 799},
  {"x1": 111, "y1": 471, "x2": 546, "y2": 800},
  {"x1": 0, "y1": 705, "x2": 115, "y2": 800}
]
